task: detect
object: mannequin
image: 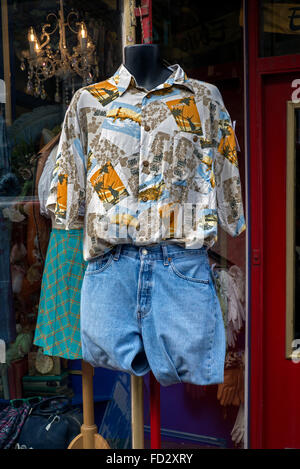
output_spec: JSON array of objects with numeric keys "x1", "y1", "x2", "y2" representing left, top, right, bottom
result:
[
  {"x1": 123, "y1": 44, "x2": 173, "y2": 91},
  {"x1": 123, "y1": 43, "x2": 171, "y2": 449}
]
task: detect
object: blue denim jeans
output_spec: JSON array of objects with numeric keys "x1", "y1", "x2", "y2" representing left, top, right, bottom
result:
[{"x1": 80, "y1": 243, "x2": 226, "y2": 386}]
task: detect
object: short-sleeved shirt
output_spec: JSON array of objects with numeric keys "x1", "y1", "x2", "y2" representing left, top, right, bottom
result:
[{"x1": 46, "y1": 63, "x2": 246, "y2": 262}]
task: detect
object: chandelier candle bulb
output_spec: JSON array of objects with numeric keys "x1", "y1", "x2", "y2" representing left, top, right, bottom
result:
[
  {"x1": 28, "y1": 27, "x2": 37, "y2": 56},
  {"x1": 79, "y1": 22, "x2": 88, "y2": 51}
]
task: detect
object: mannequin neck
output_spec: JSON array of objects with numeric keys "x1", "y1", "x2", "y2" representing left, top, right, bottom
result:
[{"x1": 123, "y1": 44, "x2": 173, "y2": 91}]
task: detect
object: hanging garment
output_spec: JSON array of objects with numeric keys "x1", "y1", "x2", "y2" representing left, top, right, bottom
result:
[
  {"x1": 45, "y1": 63, "x2": 246, "y2": 262},
  {"x1": 35, "y1": 131, "x2": 61, "y2": 200},
  {"x1": 0, "y1": 111, "x2": 19, "y2": 344},
  {"x1": 212, "y1": 265, "x2": 245, "y2": 348},
  {"x1": 211, "y1": 263, "x2": 228, "y2": 326},
  {"x1": 38, "y1": 144, "x2": 58, "y2": 217},
  {"x1": 33, "y1": 228, "x2": 87, "y2": 359},
  {"x1": 34, "y1": 131, "x2": 87, "y2": 359}
]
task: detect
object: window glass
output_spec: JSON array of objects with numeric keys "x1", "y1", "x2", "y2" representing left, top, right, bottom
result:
[
  {"x1": 0, "y1": 0, "x2": 247, "y2": 450},
  {"x1": 286, "y1": 103, "x2": 300, "y2": 360},
  {"x1": 143, "y1": 0, "x2": 247, "y2": 450},
  {"x1": 260, "y1": 0, "x2": 300, "y2": 57},
  {"x1": 150, "y1": 0, "x2": 243, "y2": 69},
  {"x1": 0, "y1": 0, "x2": 122, "y2": 409}
]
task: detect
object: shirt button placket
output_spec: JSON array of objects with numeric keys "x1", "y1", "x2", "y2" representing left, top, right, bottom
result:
[{"x1": 138, "y1": 95, "x2": 151, "y2": 216}]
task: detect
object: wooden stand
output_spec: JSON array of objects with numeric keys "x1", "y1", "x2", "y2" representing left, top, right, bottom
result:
[
  {"x1": 131, "y1": 375, "x2": 144, "y2": 448},
  {"x1": 68, "y1": 361, "x2": 110, "y2": 449},
  {"x1": 131, "y1": 373, "x2": 161, "y2": 449}
]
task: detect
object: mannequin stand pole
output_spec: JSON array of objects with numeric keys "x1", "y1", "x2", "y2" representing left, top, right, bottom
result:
[
  {"x1": 150, "y1": 372, "x2": 161, "y2": 449},
  {"x1": 131, "y1": 375, "x2": 145, "y2": 448},
  {"x1": 68, "y1": 361, "x2": 110, "y2": 449}
]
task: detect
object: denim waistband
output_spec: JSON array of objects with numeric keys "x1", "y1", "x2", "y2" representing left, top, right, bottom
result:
[{"x1": 109, "y1": 242, "x2": 209, "y2": 264}]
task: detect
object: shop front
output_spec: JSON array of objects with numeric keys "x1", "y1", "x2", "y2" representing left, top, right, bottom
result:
[
  {"x1": 248, "y1": 0, "x2": 300, "y2": 449},
  {"x1": 0, "y1": 0, "x2": 298, "y2": 450}
]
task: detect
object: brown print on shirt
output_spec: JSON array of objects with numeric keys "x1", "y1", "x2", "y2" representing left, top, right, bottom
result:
[{"x1": 223, "y1": 176, "x2": 242, "y2": 223}]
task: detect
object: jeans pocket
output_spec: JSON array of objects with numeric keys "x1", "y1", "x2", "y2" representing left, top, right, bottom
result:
[
  {"x1": 85, "y1": 251, "x2": 114, "y2": 275},
  {"x1": 169, "y1": 254, "x2": 210, "y2": 284}
]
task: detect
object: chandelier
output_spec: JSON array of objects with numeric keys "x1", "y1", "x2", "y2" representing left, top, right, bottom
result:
[{"x1": 20, "y1": 0, "x2": 99, "y2": 102}]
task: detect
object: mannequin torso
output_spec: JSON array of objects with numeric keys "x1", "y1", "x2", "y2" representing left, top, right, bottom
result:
[{"x1": 123, "y1": 44, "x2": 173, "y2": 91}]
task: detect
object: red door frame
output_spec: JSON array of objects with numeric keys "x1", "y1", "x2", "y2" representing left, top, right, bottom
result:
[{"x1": 248, "y1": 0, "x2": 300, "y2": 448}]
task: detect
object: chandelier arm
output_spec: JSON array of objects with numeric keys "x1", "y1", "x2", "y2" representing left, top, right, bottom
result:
[
  {"x1": 45, "y1": 12, "x2": 59, "y2": 35},
  {"x1": 23, "y1": 1, "x2": 98, "y2": 96},
  {"x1": 66, "y1": 11, "x2": 80, "y2": 34},
  {"x1": 39, "y1": 24, "x2": 51, "y2": 49}
]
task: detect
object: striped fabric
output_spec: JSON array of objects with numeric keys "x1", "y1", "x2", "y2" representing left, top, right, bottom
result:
[
  {"x1": 0, "y1": 403, "x2": 31, "y2": 449},
  {"x1": 34, "y1": 228, "x2": 87, "y2": 359}
]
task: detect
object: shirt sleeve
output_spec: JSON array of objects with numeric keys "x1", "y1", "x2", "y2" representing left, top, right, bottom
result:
[
  {"x1": 213, "y1": 90, "x2": 246, "y2": 238},
  {"x1": 45, "y1": 89, "x2": 86, "y2": 229}
]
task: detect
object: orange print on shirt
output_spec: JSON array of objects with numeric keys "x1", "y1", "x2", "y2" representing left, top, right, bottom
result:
[
  {"x1": 165, "y1": 96, "x2": 203, "y2": 135},
  {"x1": 56, "y1": 174, "x2": 68, "y2": 218},
  {"x1": 218, "y1": 124, "x2": 238, "y2": 167},
  {"x1": 86, "y1": 80, "x2": 120, "y2": 106},
  {"x1": 90, "y1": 161, "x2": 129, "y2": 206}
]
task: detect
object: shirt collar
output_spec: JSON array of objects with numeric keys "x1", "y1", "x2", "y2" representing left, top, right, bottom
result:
[{"x1": 110, "y1": 63, "x2": 195, "y2": 96}]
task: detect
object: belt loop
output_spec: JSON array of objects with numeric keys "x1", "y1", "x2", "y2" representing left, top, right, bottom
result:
[
  {"x1": 161, "y1": 244, "x2": 170, "y2": 266},
  {"x1": 113, "y1": 244, "x2": 122, "y2": 261}
]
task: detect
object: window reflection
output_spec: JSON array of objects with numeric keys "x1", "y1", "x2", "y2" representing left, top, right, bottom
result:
[
  {"x1": 294, "y1": 109, "x2": 300, "y2": 341},
  {"x1": 287, "y1": 103, "x2": 300, "y2": 358},
  {"x1": 260, "y1": 0, "x2": 300, "y2": 57}
]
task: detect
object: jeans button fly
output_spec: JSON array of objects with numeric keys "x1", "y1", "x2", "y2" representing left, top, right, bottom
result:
[{"x1": 142, "y1": 248, "x2": 148, "y2": 255}]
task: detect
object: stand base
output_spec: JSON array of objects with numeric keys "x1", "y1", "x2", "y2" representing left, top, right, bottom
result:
[{"x1": 68, "y1": 424, "x2": 110, "y2": 449}]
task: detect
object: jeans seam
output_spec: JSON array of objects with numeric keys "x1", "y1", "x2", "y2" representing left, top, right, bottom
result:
[
  {"x1": 169, "y1": 259, "x2": 210, "y2": 284},
  {"x1": 205, "y1": 282, "x2": 218, "y2": 381},
  {"x1": 84, "y1": 253, "x2": 114, "y2": 275}
]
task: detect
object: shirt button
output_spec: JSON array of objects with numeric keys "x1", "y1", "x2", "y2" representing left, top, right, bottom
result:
[
  {"x1": 146, "y1": 94, "x2": 151, "y2": 99},
  {"x1": 142, "y1": 248, "x2": 148, "y2": 255},
  {"x1": 142, "y1": 196, "x2": 148, "y2": 202},
  {"x1": 142, "y1": 160, "x2": 149, "y2": 167},
  {"x1": 193, "y1": 135, "x2": 198, "y2": 142},
  {"x1": 144, "y1": 125, "x2": 150, "y2": 132}
]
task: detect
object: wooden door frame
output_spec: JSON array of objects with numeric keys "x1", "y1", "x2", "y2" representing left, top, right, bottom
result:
[{"x1": 247, "y1": 0, "x2": 300, "y2": 448}]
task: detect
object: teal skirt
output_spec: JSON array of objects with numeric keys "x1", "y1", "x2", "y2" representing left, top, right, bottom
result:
[{"x1": 34, "y1": 228, "x2": 87, "y2": 359}]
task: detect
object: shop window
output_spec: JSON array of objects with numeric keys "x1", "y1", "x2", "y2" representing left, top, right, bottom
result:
[
  {"x1": 151, "y1": 0, "x2": 243, "y2": 69},
  {"x1": 260, "y1": 0, "x2": 300, "y2": 57},
  {"x1": 0, "y1": 0, "x2": 247, "y2": 450},
  {"x1": 148, "y1": 0, "x2": 247, "y2": 450},
  {"x1": 0, "y1": 0, "x2": 123, "y2": 444},
  {"x1": 286, "y1": 101, "x2": 300, "y2": 360}
]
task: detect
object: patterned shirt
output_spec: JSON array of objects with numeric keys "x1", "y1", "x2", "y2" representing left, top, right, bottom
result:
[{"x1": 46, "y1": 63, "x2": 246, "y2": 262}]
